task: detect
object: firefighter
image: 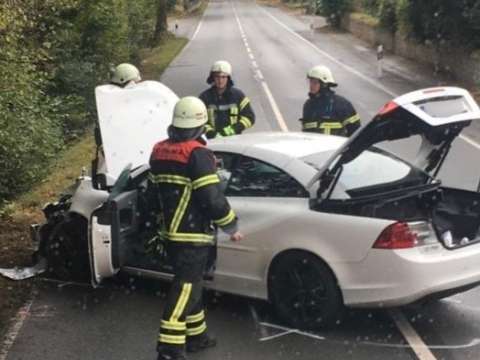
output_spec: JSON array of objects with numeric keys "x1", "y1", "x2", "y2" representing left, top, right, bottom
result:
[
  {"x1": 300, "y1": 65, "x2": 361, "y2": 136},
  {"x1": 150, "y1": 96, "x2": 243, "y2": 360},
  {"x1": 199, "y1": 60, "x2": 255, "y2": 139},
  {"x1": 110, "y1": 63, "x2": 142, "y2": 88}
]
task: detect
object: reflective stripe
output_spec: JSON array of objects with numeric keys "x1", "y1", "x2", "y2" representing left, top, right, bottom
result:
[
  {"x1": 192, "y1": 174, "x2": 220, "y2": 190},
  {"x1": 186, "y1": 322, "x2": 207, "y2": 337},
  {"x1": 149, "y1": 174, "x2": 190, "y2": 185},
  {"x1": 229, "y1": 106, "x2": 239, "y2": 115},
  {"x1": 186, "y1": 310, "x2": 205, "y2": 323},
  {"x1": 162, "y1": 232, "x2": 215, "y2": 243},
  {"x1": 239, "y1": 116, "x2": 252, "y2": 129},
  {"x1": 170, "y1": 184, "x2": 192, "y2": 233},
  {"x1": 213, "y1": 209, "x2": 235, "y2": 227},
  {"x1": 302, "y1": 121, "x2": 318, "y2": 130},
  {"x1": 205, "y1": 123, "x2": 214, "y2": 132},
  {"x1": 159, "y1": 334, "x2": 186, "y2": 345},
  {"x1": 209, "y1": 103, "x2": 237, "y2": 111},
  {"x1": 230, "y1": 116, "x2": 238, "y2": 125},
  {"x1": 161, "y1": 320, "x2": 187, "y2": 331},
  {"x1": 343, "y1": 113, "x2": 360, "y2": 125},
  {"x1": 239, "y1": 97, "x2": 250, "y2": 110},
  {"x1": 170, "y1": 283, "x2": 192, "y2": 323}
]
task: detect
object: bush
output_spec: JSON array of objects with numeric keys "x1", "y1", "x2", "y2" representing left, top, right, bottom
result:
[
  {"x1": 377, "y1": 0, "x2": 396, "y2": 33},
  {"x1": 361, "y1": 0, "x2": 379, "y2": 15},
  {"x1": 319, "y1": 0, "x2": 352, "y2": 27}
]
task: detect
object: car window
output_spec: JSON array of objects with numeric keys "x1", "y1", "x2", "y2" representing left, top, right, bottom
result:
[
  {"x1": 225, "y1": 156, "x2": 308, "y2": 197},
  {"x1": 336, "y1": 148, "x2": 429, "y2": 197}
]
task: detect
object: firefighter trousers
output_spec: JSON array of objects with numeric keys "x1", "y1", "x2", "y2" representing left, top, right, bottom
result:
[{"x1": 157, "y1": 244, "x2": 210, "y2": 351}]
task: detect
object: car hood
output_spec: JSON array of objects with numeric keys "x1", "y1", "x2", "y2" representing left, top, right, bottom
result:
[
  {"x1": 95, "y1": 81, "x2": 178, "y2": 184},
  {"x1": 308, "y1": 87, "x2": 480, "y2": 196}
]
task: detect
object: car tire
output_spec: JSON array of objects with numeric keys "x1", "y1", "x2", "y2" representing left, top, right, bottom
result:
[
  {"x1": 44, "y1": 215, "x2": 90, "y2": 282},
  {"x1": 268, "y1": 251, "x2": 343, "y2": 330}
]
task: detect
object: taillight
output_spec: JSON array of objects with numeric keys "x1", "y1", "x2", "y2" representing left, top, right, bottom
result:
[
  {"x1": 373, "y1": 221, "x2": 438, "y2": 250},
  {"x1": 373, "y1": 222, "x2": 417, "y2": 249}
]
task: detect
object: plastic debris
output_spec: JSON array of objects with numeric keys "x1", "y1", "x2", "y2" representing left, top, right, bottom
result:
[{"x1": 0, "y1": 257, "x2": 47, "y2": 280}]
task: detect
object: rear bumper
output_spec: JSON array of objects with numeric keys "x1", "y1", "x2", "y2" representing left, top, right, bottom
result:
[{"x1": 337, "y1": 243, "x2": 480, "y2": 307}]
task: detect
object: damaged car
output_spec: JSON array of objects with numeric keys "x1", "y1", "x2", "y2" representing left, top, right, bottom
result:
[{"x1": 31, "y1": 85, "x2": 480, "y2": 330}]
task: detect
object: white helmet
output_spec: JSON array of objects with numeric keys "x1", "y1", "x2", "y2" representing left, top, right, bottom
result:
[
  {"x1": 307, "y1": 65, "x2": 337, "y2": 86},
  {"x1": 111, "y1": 63, "x2": 141, "y2": 85},
  {"x1": 211, "y1": 60, "x2": 232, "y2": 76},
  {"x1": 172, "y1": 96, "x2": 208, "y2": 129}
]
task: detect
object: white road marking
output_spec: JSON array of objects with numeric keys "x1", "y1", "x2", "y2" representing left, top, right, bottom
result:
[
  {"x1": 389, "y1": 309, "x2": 438, "y2": 360},
  {"x1": 232, "y1": 2, "x2": 289, "y2": 132},
  {"x1": 0, "y1": 296, "x2": 35, "y2": 360},
  {"x1": 191, "y1": 16, "x2": 203, "y2": 41},
  {"x1": 258, "y1": 5, "x2": 480, "y2": 151},
  {"x1": 259, "y1": 322, "x2": 326, "y2": 342},
  {"x1": 363, "y1": 337, "x2": 480, "y2": 350}
]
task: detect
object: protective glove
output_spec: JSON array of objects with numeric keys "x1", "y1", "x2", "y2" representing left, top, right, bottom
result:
[{"x1": 220, "y1": 125, "x2": 236, "y2": 136}]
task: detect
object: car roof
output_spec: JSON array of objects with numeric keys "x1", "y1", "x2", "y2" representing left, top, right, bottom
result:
[
  {"x1": 209, "y1": 131, "x2": 345, "y2": 159},
  {"x1": 209, "y1": 132, "x2": 346, "y2": 187}
]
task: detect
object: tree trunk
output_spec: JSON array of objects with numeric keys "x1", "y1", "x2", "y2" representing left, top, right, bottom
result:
[{"x1": 153, "y1": 0, "x2": 168, "y2": 43}]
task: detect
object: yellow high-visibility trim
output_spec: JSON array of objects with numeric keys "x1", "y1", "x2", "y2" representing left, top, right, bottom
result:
[
  {"x1": 230, "y1": 106, "x2": 239, "y2": 115},
  {"x1": 170, "y1": 283, "x2": 192, "y2": 323},
  {"x1": 149, "y1": 174, "x2": 190, "y2": 185},
  {"x1": 159, "y1": 334, "x2": 186, "y2": 345},
  {"x1": 239, "y1": 116, "x2": 252, "y2": 129},
  {"x1": 186, "y1": 310, "x2": 205, "y2": 323},
  {"x1": 207, "y1": 107, "x2": 215, "y2": 125},
  {"x1": 302, "y1": 121, "x2": 318, "y2": 129},
  {"x1": 170, "y1": 184, "x2": 192, "y2": 233},
  {"x1": 319, "y1": 122, "x2": 343, "y2": 129},
  {"x1": 239, "y1": 97, "x2": 250, "y2": 110},
  {"x1": 186, "y1": 322, "x2": 207, "y2": 336},
  {"x1": 162, "y1": 232, "x2": 215, "y2": 243},
  {"x1": 230, "y1": 116, "x2": 238, "y2": 125},
  {"x1": 161, "y1": 320, "x2": 187, "y2": 331},
  {"x1": 343, "y1": 113, "x2": 360, "y2": 125},
  {"x1": 192, "y1": 174, "x2": 220, "y2": 190},
  {"x1": 213, "y1": 209, "x2": 235, "y2": 227}
]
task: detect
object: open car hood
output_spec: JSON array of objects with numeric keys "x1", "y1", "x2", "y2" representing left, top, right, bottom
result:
[
  {"x1": 95, "y1": 81, "x2": 178, "y2": 184},
  {"x1": 309, "y1": 87, "x2": 480, "y2": 196}
]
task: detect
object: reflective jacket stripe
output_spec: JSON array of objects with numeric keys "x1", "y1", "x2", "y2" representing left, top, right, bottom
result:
[
  {"x1": 239, "y1": 97, "x2": 250, "y2": 110},
  {"x1": 213, "y1": 209, "x2": 236, "y2": 227},
  {"x1": 192, "y1": 174, "x2": 220, "y2": 190},
  {"x1": 239, "y1": 116, "x2": 252, "y2": 129},
  {"x1": 161, "y1": 232, "x2": 215, "y2": 243},
  {"x1": 343, "y1": 113, "x2": 360, "y2": 125},
  {"x1": 149, "y1": 174, "x2": 190, "y2": 185},
  {"x1": 170, "y1": 185, "x2": 192, "y2": 233}
]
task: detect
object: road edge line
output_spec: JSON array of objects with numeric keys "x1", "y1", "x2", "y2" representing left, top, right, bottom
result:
[
  {"x1": 389, "y1": 309, "x2": 438, "y2": 360},
  {"x1": 0, "y1": 294, "x2": 36, "y2": 360}
]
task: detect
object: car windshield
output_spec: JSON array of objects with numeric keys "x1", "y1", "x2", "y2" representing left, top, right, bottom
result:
[{"x1": 303, "y1": 147, "x2": 431, "y2": 198}]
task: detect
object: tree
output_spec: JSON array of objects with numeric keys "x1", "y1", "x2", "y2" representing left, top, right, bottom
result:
[{"x1": 153, "y1": 0, "x2": 168, "y2": 43}]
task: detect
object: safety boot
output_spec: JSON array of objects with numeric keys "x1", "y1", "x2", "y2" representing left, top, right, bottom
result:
[
  {"x1": 157, "y1": 345, "x2": 187, "y2": 360},
  {"x1": 186, "y1": 333, "x2": 217, "y2": 353}
]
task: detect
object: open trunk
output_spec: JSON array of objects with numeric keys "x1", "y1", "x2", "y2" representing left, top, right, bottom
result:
[{"x1": 317, "y1": 185, "x2": 480, "y2": 249}]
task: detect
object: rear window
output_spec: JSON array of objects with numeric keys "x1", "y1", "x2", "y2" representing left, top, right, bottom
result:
[
  {"x1": 303, "y1": 147, "x2": 430, "y2": 198},
  {"x1": 414, "y1": 95, "x2": 471, "y2": 118}
]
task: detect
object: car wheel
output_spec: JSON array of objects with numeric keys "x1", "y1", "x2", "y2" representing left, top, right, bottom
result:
[
  {"x1": 269, "y1": 251, "x2": 343, "y2": 330},
  {"x1": 44, "y1": 215, "x2": 90, "y2": 282}
]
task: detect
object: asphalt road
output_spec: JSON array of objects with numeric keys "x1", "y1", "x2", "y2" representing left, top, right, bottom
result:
[{"x1": 3, "y1": 1, "x2": 480, "y2": 360}]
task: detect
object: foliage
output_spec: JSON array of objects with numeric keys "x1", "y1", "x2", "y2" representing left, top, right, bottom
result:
[
  {"x1": 0, "y1": 0, "x2": 169, "y2": 202},
  {"x1": 377, "y1": 0, "x2": 396, "y2": 33},
  {"x1": 319, "y1": 0, "x2": 352, "y2": 27}
]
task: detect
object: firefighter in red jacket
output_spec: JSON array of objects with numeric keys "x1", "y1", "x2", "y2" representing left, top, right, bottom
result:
[{"x1": 150, "y1": 96, "x2": 243, "y2": 360}]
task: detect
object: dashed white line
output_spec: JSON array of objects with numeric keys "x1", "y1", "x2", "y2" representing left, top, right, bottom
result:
[{"x1": 232, "y1": 2, "x2": 288, "y2": 132}]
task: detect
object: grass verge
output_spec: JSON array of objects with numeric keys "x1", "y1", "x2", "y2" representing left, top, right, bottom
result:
[{"x1": 0, "y1": 33, "x2": 188, "y2": 341}]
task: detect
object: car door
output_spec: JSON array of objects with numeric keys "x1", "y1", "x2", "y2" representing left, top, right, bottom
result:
[
  {"x1": 213, "y1": 152, "x2": 310, "y2": 296},
  {"x1": 89, "y1": 166, "x2": 140, "y2": 286}
]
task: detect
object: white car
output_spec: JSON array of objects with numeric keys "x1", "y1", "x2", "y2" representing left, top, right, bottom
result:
[{"x1": 32, "y1": 85, "x2": 480, "y2": 329}]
